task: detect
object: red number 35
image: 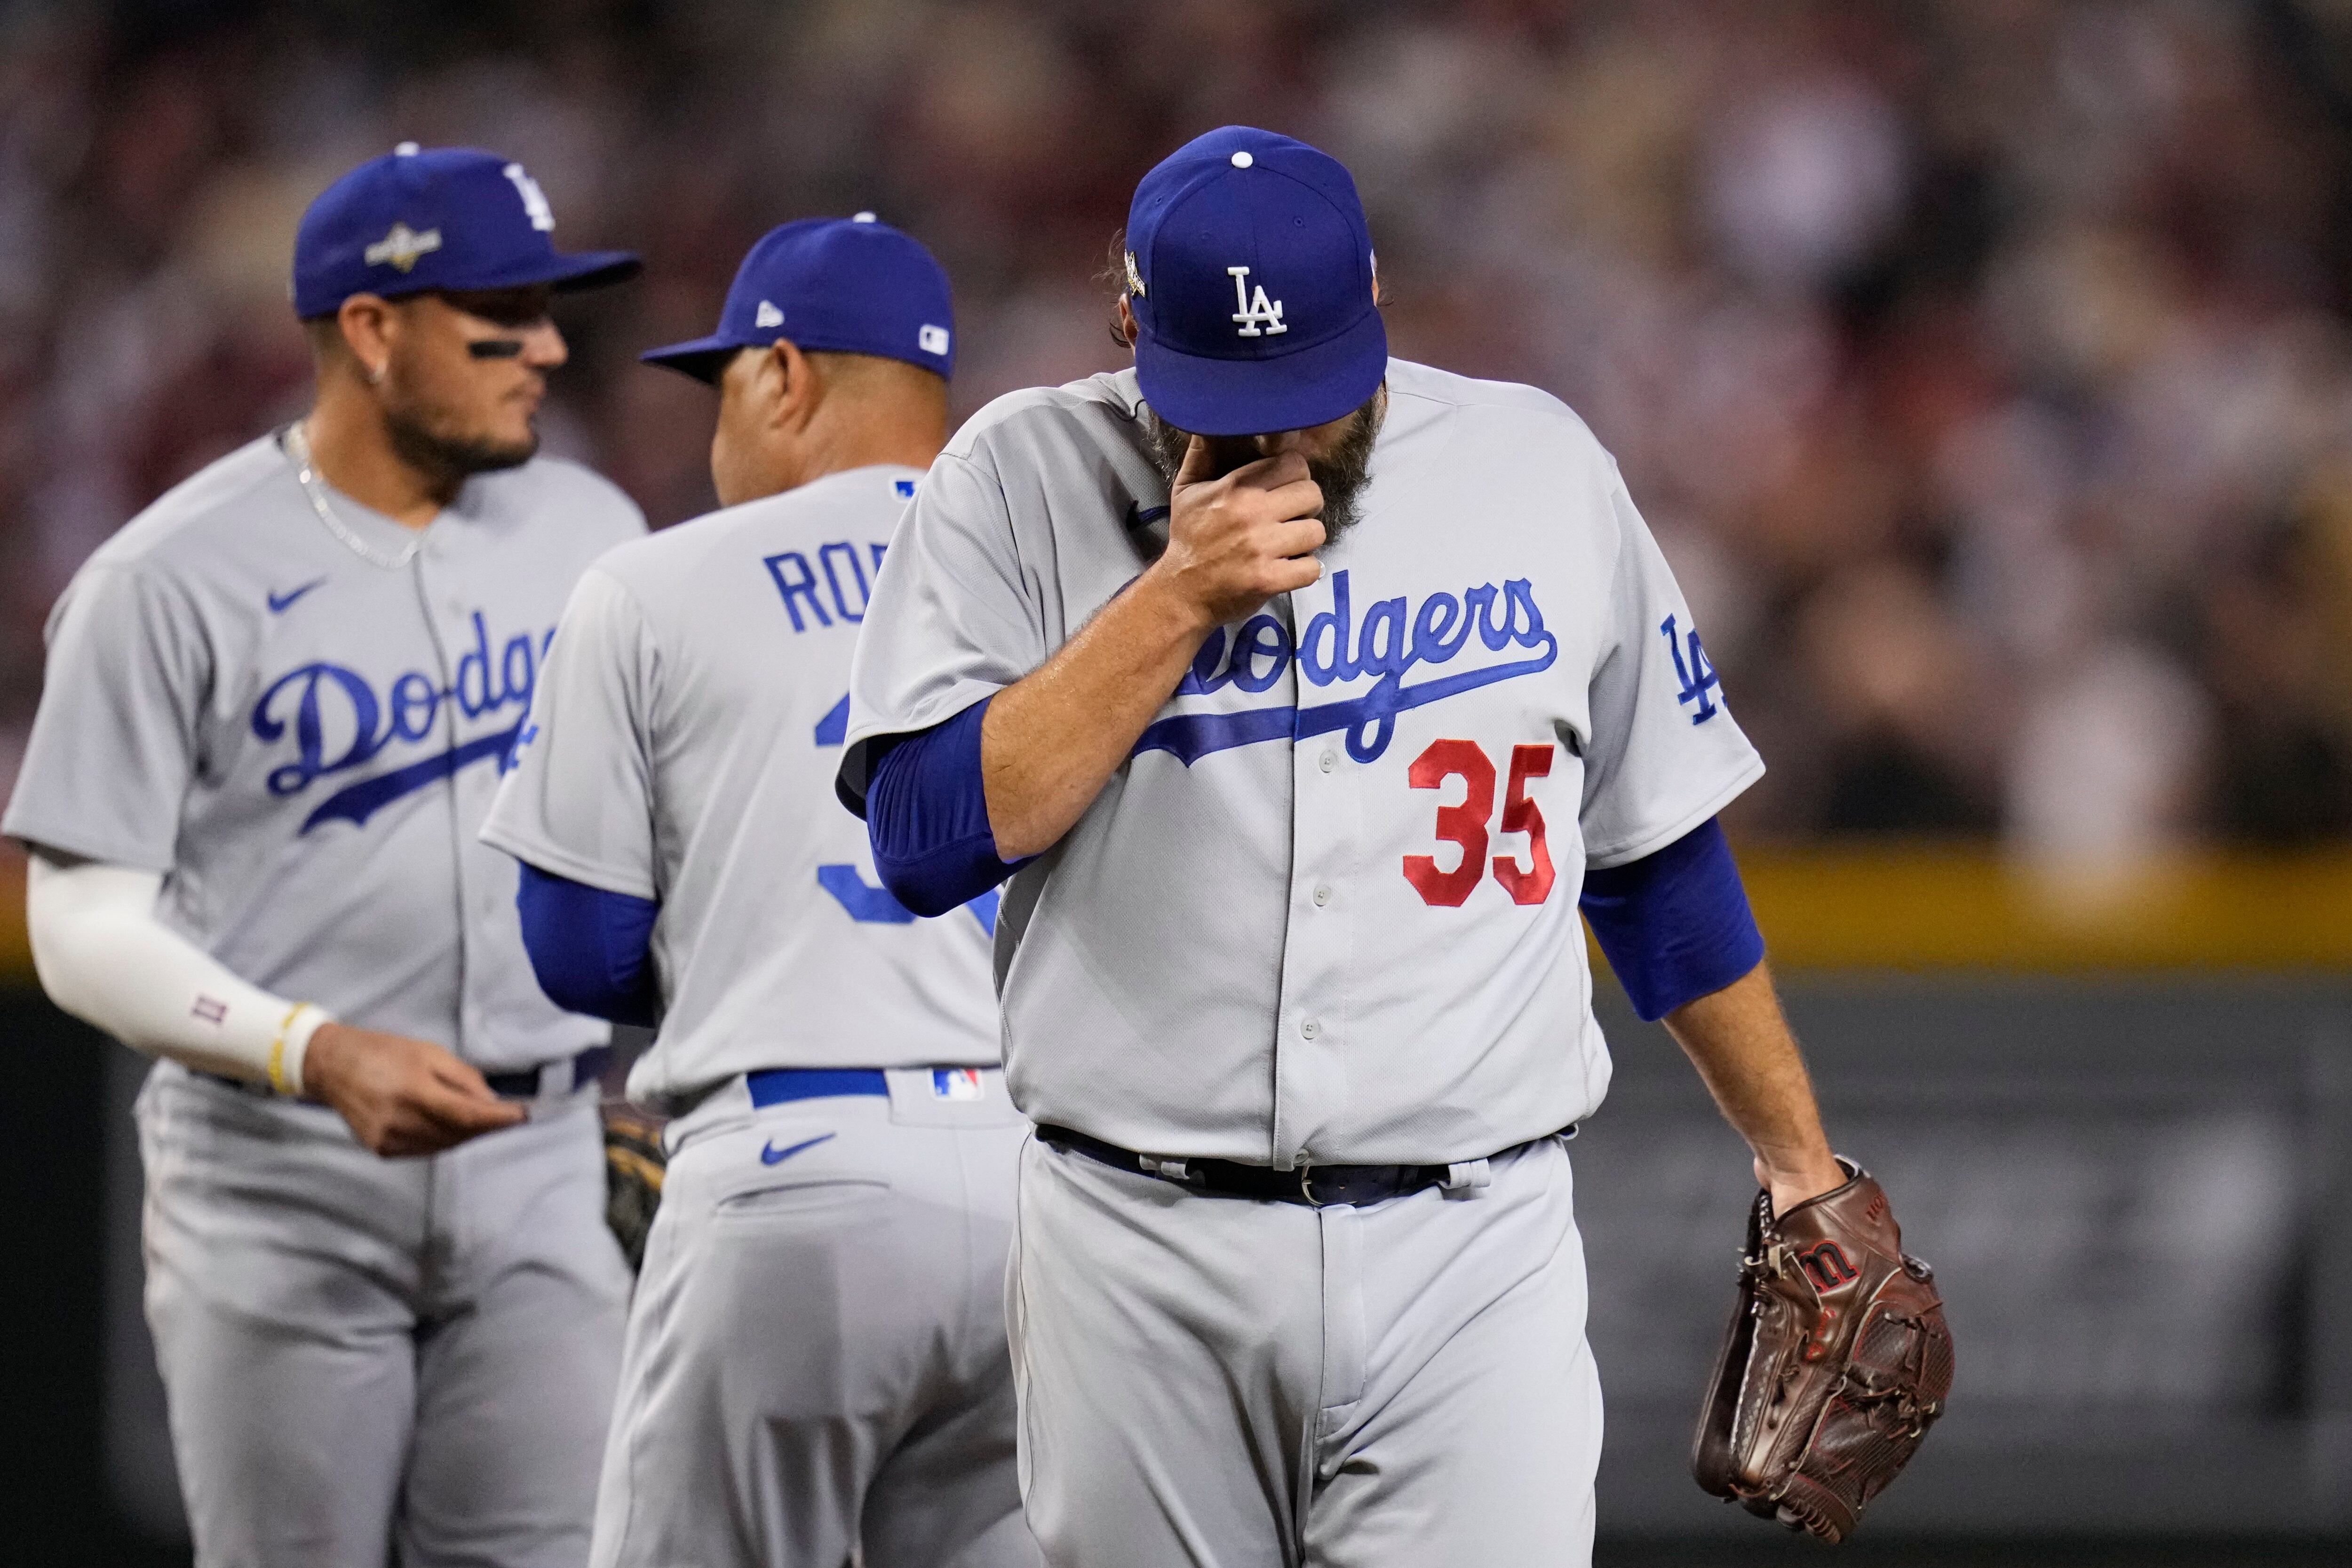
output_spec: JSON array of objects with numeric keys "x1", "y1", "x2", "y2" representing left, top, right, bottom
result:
[{"x1": 1401, "y1": 740, "x2": 1556, "y2": 907}]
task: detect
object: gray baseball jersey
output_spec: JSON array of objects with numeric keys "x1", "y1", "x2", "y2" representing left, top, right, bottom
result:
[
  {"x1": 8, "y1": 425, "x2": 641, "y2": 1567},
  {"x1": 3, "y1": 427, "x2": 644, "y2": 1068},
  {"x1": 481, "y1": 464, "x2": 1000, "y2": 1111},
  {"x1": 842, "y1": 359, "x2": 1764, "y2": 1167}
]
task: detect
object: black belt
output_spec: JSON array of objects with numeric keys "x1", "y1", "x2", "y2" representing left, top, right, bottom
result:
[
  {"x1": 199, "y1": 1044, "x2": 611, "y2": 1100},
  {"x1": 483, "y1": 1044, "x2": 612, "y2": 1099},
  {"x1": 1039, "y1": 1123, "x2": 1465, "y2": 1209}
]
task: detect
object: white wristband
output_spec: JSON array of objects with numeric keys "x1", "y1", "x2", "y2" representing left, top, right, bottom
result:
[{"x1": 270, "y1": 1003, "x2": 333, "y2": 1097}]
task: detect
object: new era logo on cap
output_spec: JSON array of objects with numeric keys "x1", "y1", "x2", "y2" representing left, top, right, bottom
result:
[{"x1": 919, "y1": 324, "x2": 950, "y2": 355}]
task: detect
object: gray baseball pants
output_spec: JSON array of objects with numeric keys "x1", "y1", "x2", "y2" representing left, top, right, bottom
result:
[
  {"x1": 135, "y1": 1059, "x2": 629, "y2": 1568},
  {"x1": 1008, "y1": 1131, "x2": 1602, "y2": 1567},
  {"x1": 588, "y1": 1068, "x2": 1039, "y2": 1568}
]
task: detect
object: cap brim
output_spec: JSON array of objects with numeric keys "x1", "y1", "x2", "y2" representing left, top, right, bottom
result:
[
  {"x1": 542, "y1": 250, "x2": 643, "y2": 293},
  {"x1": 389, "y1": 249, "x2": 643, "y2": 300},
  {"x1": 1133, "y1": 308, "x2": 1389, "y2": 438},
  {"x1": 637, "y1": 334, "x2": 745, "y2": 384}
]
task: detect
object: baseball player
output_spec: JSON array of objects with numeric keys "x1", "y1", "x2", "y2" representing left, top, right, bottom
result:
[
  {"x1": 7, "y1": 145, "x2": 644, "y2": 1566},
  {"x1": 837, "y1": 126, "x2": 1853, "y2": 1565},
  {"x1": 480, "y1": 217, "x2": 1036, "y2": 1568}
]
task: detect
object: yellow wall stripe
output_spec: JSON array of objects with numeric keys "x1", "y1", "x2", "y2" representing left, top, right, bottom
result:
[
  {"x1": 0, "y1": 847, "x2": 2346, "y2": 989},
  {"x1": 1726, "y1": 846, "x2": 2352, "y2": 971}
]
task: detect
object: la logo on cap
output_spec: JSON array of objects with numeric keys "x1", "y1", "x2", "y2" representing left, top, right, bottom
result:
[
  {"x1": 1227, "y1": 266, "x2": 1287, "y2": 338},
  {"x1": 755, "y1": 300, "x2": 784, "y2": 329},
  {"x1": 364, "y1": 223, "x2": 442, "y2": 273},
  {"x1": 501, "y1": 163, "x2": 556, "y2": 232}
]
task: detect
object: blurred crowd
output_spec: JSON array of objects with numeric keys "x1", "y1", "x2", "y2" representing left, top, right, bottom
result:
[{"x1": 4, "y1": 0, "x2": 2352, "y2": 851}]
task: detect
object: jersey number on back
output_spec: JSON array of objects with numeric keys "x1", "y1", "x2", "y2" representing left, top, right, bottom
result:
[
  {"x1": 811, "y1": 692, "x2": 998, "y2": 933},
  {"x1": 1401, "y1": 740, "x2": 1555, "y2": 907}
]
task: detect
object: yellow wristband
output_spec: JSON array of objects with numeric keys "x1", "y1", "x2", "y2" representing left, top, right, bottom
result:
[{"x1": 267, "y1": 1003, "x2": 310, "y2": 1096}]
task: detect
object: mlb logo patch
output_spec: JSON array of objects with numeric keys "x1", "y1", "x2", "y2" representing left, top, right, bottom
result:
[
  {"x1": 895, "y1": 478, "x2": 916, "y2": 498},
  {"x1": 932, "y1": 1068, "x2": 984, "y2": 1101}
]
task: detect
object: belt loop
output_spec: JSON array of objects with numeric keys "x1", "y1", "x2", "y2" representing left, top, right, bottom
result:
[{"x1": 1442, "y1": 1158, "x2": 1491, "y2": 1197}]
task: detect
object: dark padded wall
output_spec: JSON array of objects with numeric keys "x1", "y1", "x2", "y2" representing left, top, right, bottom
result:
[
  {"x1": 16, "y1": 979, "x2": 2352, "y2": 1558},
  {"x1": 1579, "y1": 977, "x2": 2352, "y2": 1536}
]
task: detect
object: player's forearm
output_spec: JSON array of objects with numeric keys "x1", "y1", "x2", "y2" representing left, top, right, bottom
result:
[
  {"x1": 1661, "y1": 961, "x2": 1843, "y2": 1208},
  {"x1": 25, "y1": 852, "x2": 330, "y2": 1091},
  {"x1": 983, "y1": 568, "x2": 1215, "y2": 859}
]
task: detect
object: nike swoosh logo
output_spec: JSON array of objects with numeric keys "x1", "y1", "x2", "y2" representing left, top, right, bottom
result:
[
  {"x1": 267, "y1": 579, "x2": 327, "y2": 614},
  {"x1": 760, "y1": 1132, "x2": 835, "y2": 1166}
]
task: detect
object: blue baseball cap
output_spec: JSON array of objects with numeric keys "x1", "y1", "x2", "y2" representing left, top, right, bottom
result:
[
  {"x1": 1123, "y1": 126, "x2": 1387, "y2": 438},
  {"x1": 639, "y1": 215, "x2": 955, "y2": 385},
  {"x1": 292, "y1": 143, "x2": 639, "y2": 320}
]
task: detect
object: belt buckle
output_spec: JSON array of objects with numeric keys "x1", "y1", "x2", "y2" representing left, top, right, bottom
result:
[
  {"x1": 1299, "y1": 1165, "x2": 1328, "y2": 1208},
  {"x1": 1137, "y1": 1154, "x2": 1192, "y2": 1184}
]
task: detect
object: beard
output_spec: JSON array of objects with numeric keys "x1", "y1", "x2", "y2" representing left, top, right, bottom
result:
[
  {"x1": 1142, "y1": 391, "x2": 1385, "y2": 542},
  {"x1": 381, "y1": 384, "x2": 539, "y2": 486}
]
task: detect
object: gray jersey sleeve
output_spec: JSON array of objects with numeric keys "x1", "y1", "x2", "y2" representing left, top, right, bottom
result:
[
  {"x1": 1577, "y1": 470, "x2": 1765, "y2": 868},
  {"x1": 838, "y1": 449, "x2": 1047, "y2": 806},
  {"x1": 4, "y1": 564, "x2": 209, "y2": 870},
  {"x1": 479, "y1": 566, "x2": 660, "y2": 899}
]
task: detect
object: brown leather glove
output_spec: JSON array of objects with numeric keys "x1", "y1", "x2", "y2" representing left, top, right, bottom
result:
[
  {"x1": 602, "y1": 1100, "x2": 667, "y2": 1274},
  {"x1": 1692, "y1": 1159, "x2": 1953, "y2": 1542}
]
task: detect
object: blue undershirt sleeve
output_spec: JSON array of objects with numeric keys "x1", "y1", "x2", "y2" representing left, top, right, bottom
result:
[
  {"x1": 515, "y1": 862, "x2": 661, "y2": 1028},
  {"x1": 1578, "y1": 817, "x2": 1765, "y2": 1023},
  {"x1": 864, "y1": 696, "x2": 1030, "y2": 918}
]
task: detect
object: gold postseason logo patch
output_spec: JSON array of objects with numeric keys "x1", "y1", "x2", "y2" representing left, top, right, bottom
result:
[{"x1": 364, "y1": 223, "x2": 443, "y2": 273}]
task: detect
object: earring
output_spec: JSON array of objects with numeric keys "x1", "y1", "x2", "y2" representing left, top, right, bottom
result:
[{"x1": 367, "y1": 363, "x2": 386, "y2": 385}]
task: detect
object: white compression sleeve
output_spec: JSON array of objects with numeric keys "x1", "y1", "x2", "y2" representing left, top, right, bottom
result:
[{"x1": 25, "y1": 853, "x2": 333, "y2": 1093}]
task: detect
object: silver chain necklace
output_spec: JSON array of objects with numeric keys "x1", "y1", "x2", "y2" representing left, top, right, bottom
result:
[{"x1": 284, "y1": 421, "x2": 426, "y2": 570}]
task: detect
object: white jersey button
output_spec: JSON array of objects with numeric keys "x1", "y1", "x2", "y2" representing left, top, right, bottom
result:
[
  {"x1": 1312, "y1": 886, "x2": 1330, "y2": 907},
  {"x1": 1300, "y1": 1019, "x2": 1320, "y2": 1039},
  {"x1": 1318, "y1": 749, "x2": 1336, "y2": 772}
]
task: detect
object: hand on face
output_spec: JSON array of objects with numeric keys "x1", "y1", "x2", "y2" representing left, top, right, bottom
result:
[{"x1": 1152, "y1": 434, "x2": 1328, "y2": 630}]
